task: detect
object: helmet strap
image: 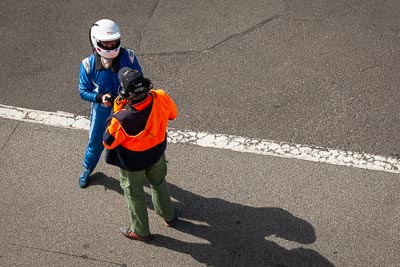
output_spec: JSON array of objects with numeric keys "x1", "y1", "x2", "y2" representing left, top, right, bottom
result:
[{"x1": 95, "y1": 53, "x2": 103, "y2": 70}]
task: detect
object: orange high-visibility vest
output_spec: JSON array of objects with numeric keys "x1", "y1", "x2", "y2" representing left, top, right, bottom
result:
[{"x1": 104, "y1": 89, "x2": 177, "y2": 152}]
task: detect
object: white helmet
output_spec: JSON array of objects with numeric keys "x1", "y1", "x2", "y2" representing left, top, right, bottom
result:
[{"x1": 90, "y1": 19, "x2": 121, "y2": 59}]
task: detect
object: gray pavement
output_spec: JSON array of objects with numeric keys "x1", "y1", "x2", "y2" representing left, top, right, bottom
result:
[
  {"x1": 1, "y1": 0, "x2": 400, "y2": 157},
  {"x1": 1, "y1": 0, "x2": 400, "y2": 266},
  {"x1": 1, "y1": 118, "x2": 399, "y2": 266}
]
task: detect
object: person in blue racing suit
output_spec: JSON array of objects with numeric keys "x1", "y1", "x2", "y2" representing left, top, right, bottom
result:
[{"x1": 78, "y1": 19, "x2": 143, "y2": 188}]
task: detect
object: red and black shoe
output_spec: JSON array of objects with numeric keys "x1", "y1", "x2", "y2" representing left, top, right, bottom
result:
[
  {"x1": 119, "y1": 226, "x2": 153, "y2": 241},
  {"x1": 163, "y1": 215, "x2": 179, "y2": 227}
]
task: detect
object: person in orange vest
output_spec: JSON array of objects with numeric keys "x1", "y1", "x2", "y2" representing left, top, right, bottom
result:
[{"x1": 103, "y1": 67, "x2": 178, "y2": 241}]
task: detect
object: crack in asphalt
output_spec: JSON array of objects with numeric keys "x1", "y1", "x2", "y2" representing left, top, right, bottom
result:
[
  {"x1": 11, "y1": 243, "x2": 127, "y2": 267},
  {"x1": 138, "y1": 14, "x2": 283, "y2": 56},
  {"x1": 137, "y1": 0, "x2": 162, "y2": 52},
  {"x1": 1, "y1": 120, "x2": 19, "y2": 152}
]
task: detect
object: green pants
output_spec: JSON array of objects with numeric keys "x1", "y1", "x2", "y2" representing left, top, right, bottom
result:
[{"x1": 119, "y1": 154, "x2": 175, "y2": 236}]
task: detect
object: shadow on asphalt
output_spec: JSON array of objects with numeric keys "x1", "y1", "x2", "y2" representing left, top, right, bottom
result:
[
  {"x1": 89, "y1": 172, "x2": 124, "y2": 195},
  {"x1": 87, "y1": 174, "x2": 333, "y2": 266},
  {"x1": 151, "y1": 183, "x2": 334, "y2": 267}
]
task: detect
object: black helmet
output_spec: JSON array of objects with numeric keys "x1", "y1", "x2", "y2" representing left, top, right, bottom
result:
[{"x1": 118, "y1": 67, "x2": 152, "y2": 100}]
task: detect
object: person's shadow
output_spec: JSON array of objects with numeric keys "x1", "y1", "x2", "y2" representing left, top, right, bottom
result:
[
  {"x1": 89, "y1": 172, "x2": 124, "y2": 195},
  {"x1": 90, "y1": 174, "x2": 334, "y2": 266},
  {"x1": 151, "y1": 183, "x2": 334, "y2": 267}
]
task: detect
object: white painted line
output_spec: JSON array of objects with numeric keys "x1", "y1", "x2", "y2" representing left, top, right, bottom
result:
[{"x1": 1, "y1": 104, "x2": 399, "y2": 173}]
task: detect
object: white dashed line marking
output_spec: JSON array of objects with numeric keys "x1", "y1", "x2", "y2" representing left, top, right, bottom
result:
[{"x1": 1, "y1": 104, "x2": 399, "y2": 173}]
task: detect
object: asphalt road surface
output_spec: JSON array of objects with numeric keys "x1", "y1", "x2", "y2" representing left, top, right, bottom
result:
[{"x1": 0, "y1": 1, "x2": 399, "y2": 266}]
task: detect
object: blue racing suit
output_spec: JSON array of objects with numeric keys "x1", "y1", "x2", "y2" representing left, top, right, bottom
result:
[{"x1": 78, "y1": 48, "x2": 143, "y2": 171}]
